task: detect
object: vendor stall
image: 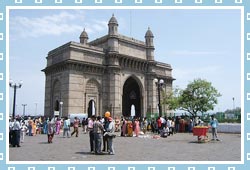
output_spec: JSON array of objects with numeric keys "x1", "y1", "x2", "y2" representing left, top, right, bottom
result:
[{"x1": 193, "y1": 126, "x2": 209, "y2": 142}]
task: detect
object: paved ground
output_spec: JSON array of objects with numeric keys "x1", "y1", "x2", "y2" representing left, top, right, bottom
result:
[{"x1": 9, "y1": 130, "x2": 241, "y2": 162}]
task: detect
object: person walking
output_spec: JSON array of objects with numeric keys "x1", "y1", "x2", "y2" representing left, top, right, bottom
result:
[
  {"x1": 93, "y1": 116, "x2": 104, "y2": 154},
  {"x1": 63, "y1": 117, "x2": 70, "y2": 138},
  {"x1": 47, "y1": 118, "x2": 55, "y2": 143},
  {"x1": 42, "y1": 117, "x2": 48, "y2": 134},
  {"x1": 71, "y1": 117, "x2": 80, "y2": 137},
  {"x1": 210, "y1": 115, "x2": 220, "y2": 141},
  {"x1": 82, "y1": 118, "x2": 88, "y2": 134},
  {"x1": 55, "y1": 118, "x2": 61, "y2": 135}
]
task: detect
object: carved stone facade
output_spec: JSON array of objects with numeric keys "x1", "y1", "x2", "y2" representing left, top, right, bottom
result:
[{"x1": 42, "y1": 15, "x2": 174, "y2": 118}]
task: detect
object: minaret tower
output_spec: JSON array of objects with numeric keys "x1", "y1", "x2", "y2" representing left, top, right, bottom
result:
[
  {"x1": 79, "y1": 28, "x2": 88, "y2": 45},
  {"x1": 145, "y1": 27, "x2": 155, "y2": 61},
  {"x1": 108, "y1": 14, "x2": 119, "y2": 52}
]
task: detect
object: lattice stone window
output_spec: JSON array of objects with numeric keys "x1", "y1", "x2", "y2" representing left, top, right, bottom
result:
[{"x1": 86, "y1": 79, "x2": 99, "y2": 93}]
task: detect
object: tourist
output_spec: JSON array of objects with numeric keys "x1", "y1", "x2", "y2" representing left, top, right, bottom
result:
[
  {"x1": 32, "y1": 119, "x2": 36, "y2": 136},
  {"x1": 151, "y1": 120, "x2": 157, "y2": 133},
  {"x1": 210, "y1": 115, "x2": 220, "y2": 141},
  {"x1": 134, "y1": 118, "x2": 140, "y2": 137},
  {"x1": 12, "y1": 118, "x2": 21, "y2": 147},
  {"x1": 105, "y1": 117, "x2": 115, "y2": 155},
  {"x1": 28, "y1": 117, "x2": 33, "y2": 136},
  {"x1": 194, "y1": 116, "x2": 202, "y2": 126},
  {"x1": 171, "y1": 118, "x2": 176, "y2": 134},
  {"x1": 42, "y1": 117, "x2": 48, "y2": 134},
  {"x1": 157, "y1": 117, "x2": 162, "y2": 134},
  {"x1": 93, "y1": 116, "x2": 104, "y2": 154},
  {"x1": 188, "y1": 117, "x2": 193, "y2": 133},
  {"x1": 167, "y1": 117, "x2": 173, "y2": 135},
  {"x1": 20, "y1": 122, "x2": 27, "y2": 143},
  {"x1": 88, "y1": 116, "x2": 95, "y2": 153},
  {"x1": 160, "y1": 124, "x2": 169, "y2": 138},
  {"x1": 9, "y1": 118, "x2": 14, "y2": 146},
  {"x1": 126, "y1": 119, "x2": 133, "y2": 137},
  {"x1": 82, "y1": 117, "x2": 88, "y2": 134},
  {"x1": 102, "y1": 117, "x2": 109, "y2": 152},
  {"x1": 47, "y1": 118, "x2": 55, "y2": 143},
  {"x1": 175, "y1": 116, "x2": 180, "y2": 133},
  {"x1": 179, "y1": 116, "x2": 185, "y2": 132},
  {"x1": 71, "y1": 117, "x2": 80, "y2": 137},
  {"x1": 55, "y1": 118, "x2": 61, "y2": 135},
  {"x1": 63, "y1": 117, "x2": 70, "y2": 138},
  {"x1": 121, "y1": 117, "x2": 127, "y2": 136},
  {"x1": 114, "y1": 117, "x2": 120, "y2": 132},
  {"x1": 142, "y1": 117, "x2": 148, "y2": 134}
]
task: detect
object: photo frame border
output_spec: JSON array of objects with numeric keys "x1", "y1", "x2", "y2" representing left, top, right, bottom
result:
[{"x1": 0, "y1": 0, "x2": 249, "y2": 169}]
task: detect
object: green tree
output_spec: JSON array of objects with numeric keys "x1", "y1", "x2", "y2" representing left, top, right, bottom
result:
[
  {"x1": 178, "y1": 79, "x2": 221, "y2": 117},
  {"x1": 162, "y1": 87, "x2": 181, "y2": 111}
]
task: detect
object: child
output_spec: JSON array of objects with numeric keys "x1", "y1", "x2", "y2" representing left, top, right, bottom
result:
[{"x1": 20, "y1": 123, "x2": 27, "y2": 143}]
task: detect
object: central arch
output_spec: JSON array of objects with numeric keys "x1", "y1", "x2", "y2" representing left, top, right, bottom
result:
[
  {"x1": 88, "y1": 100, "x2": 96, "y2": 118},
  {"x1": 122, "y1": 77, "x2": 141, "y2": 118}
]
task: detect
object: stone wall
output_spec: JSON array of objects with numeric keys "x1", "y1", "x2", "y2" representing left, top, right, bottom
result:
[{"x1": 208, "y1": 123, "x2": 241, "y2": 134}]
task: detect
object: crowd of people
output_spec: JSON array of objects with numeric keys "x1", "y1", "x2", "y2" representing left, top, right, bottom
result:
[{"x1": 9, "y1": 113, "x2": 220, "y2": 152}]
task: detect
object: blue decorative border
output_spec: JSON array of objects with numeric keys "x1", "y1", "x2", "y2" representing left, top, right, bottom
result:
[{"x1": 0, "y1": 0, "x2": 249, "y2": 169}]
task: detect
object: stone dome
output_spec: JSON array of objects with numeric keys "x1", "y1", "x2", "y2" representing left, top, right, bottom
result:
[
  {"x1": 80, "y1": 28, "x2": 88, "y2": 38},
  {"x1": 108, "y1": 14, "x2": 118, "y2": 25},
  {"x1": 145, "y1": 27, "x2": 154, "y2": 37}
]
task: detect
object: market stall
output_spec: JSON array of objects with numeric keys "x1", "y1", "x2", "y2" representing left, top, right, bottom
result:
[{"x1": 192, "y1": 126, "x2": 209, "y2": 142}]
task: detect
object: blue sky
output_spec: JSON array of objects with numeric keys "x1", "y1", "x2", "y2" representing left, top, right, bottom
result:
[{"x1": 9, "y1": 8, "x2": 241, "y2": 116}]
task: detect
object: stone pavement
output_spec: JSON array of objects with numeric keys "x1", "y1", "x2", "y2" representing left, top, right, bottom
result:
[{"x1": 9, "y1": 130, "x2": 241, "y2": 162}]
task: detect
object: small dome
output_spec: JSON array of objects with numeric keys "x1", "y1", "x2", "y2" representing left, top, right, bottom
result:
[
  {"x1": 108, "y1": 14, "x2": 118, "y2": 25},
  {"x1": 80, "y1": 28, "x2": 88, "y2": 38},
  {"x1": 145, "y1": 27, "x2": 154, "y2": 37}
]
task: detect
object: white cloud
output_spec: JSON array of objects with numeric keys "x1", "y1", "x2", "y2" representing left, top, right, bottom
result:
[{"x1": 10, "y1": 10, "x2": 107, "y2": 39}]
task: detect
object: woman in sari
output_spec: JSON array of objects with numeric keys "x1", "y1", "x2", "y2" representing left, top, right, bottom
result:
[
  {"x1": 127, "y1": 119, "x2": 133, "y2": 137},
  {"x1": 121, "y1": 118, "x2": 127, "y2": 136},
  {"x1": 134, "y1": 118, "x2": 140, "y2": 137},
  {"x1": 32, "y1": 120, "x2": 36, "y2": 136},
  {"x1": 55, "y1": 118, "x2": 61, "y2": 135}
]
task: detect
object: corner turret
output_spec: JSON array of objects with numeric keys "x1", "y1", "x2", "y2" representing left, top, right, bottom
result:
[
  {"x1": 79, "y1": 28, "x2": 89, "y2": 45},
  {"x1": 145, "y1": 27, "x2": 155, "y2": 61}
]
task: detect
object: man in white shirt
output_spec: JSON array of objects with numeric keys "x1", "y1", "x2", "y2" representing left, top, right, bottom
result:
[
  {"x1": 88, "y1": 116, "x2": 95, "y2": 153},
  {"x1": 12, "y1": 118, "x2": 21, "y2": 147}
]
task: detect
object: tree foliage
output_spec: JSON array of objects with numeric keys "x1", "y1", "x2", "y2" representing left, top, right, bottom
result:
[
  {"x1": 162, "y1": 87, "x2": 181, "y2": 111},
  {"x1": 163, "y1": 79, "x2": 221, "y2": 117}
]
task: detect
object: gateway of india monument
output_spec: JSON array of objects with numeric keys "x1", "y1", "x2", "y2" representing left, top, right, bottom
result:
[{"x1": 42, "y1": 14, "x2": 174, "y2": 119}]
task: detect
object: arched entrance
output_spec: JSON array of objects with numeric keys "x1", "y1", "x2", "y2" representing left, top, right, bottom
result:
[
  {"x1": 54, "y1": 100, "x2": 59, "y2": 111},
  {"x1": 88, "y1": 100, "x2": 96, "y2": 118},
  {"x1": 52, "y1": 80, "x2": 61, "y2": 117},
  {"x1": 122, "y1": 77, "x2": 141, "y2": 118}
]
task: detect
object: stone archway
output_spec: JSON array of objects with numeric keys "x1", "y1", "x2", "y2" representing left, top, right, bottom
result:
[
  {"x1": 88, "y1": 100, "x2": 96, "y2": 118},
  {"x1": 52, "y1": 80, "x2": 61, "y2": 116},
  {"x1": 122, "y1": 77, "x2": 141, "y2": 118},
  {"x1": 85, "y1": 79, "x2": 100, "y2": 117}
]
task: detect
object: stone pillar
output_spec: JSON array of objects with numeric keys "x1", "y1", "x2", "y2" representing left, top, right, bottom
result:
[{"x1": 108, "y1": 67, "x2": 122, "y2": 118}]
